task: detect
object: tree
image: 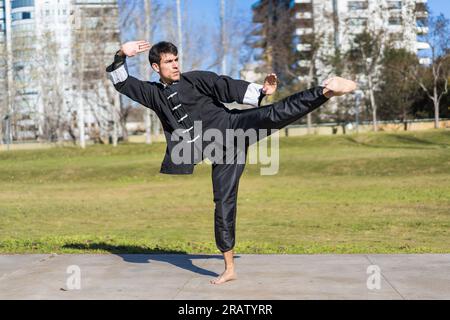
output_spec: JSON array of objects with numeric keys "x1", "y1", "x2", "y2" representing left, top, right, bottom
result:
[
  {"x1": 0, "y1": 37, "x2": 7, "y2": 144},
  {"x1": 35, "y1": 31, "x2": 68, "y2": 143},
  {"x1": 413, "y1": 14, "x2": 449, "y2": 128},
  {"x1": 382, "y1": 14, "x2": 449, "y2": 129},
  {"x1": 72, "y1": 4, "x2": 122, "y2": 146},
  {"x1": 377, "y1": 48, "x2": 422, "y2": 130},
  {"x1": 296, "y1": 17, "x2": 327, "y2": 132},
  {"x1": 249, "y1": 0, "x2": 299, "y2": 87},
  {"x1": 346, "y1": 28, "x2": 386, "y2": 132}
]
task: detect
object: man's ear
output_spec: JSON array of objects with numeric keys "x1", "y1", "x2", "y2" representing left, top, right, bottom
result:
[{"x1": 151, "y1": 63, "x2": 160, "y2": 73}]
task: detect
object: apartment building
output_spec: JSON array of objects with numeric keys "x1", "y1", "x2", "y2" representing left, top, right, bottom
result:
[
  {"x1": 0, "y1": 0, "x2": 8, "y2": 138},
  {"x1": 249, "y1": 0, "x2": 429, "y2": 83},
  {"x1": 1, "y1": 0, "x2": 120, "y2": 141},
  {"x1": 294, "y1": 0, "x2": 430, "y2": 82}
]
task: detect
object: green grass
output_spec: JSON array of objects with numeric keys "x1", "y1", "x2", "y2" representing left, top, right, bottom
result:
[{"x1": 1, "y1": 130, "x2": 449, "y2": 254}]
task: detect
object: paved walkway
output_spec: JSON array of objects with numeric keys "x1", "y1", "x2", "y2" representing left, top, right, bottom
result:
[{"x1": 0, "y1": 254, "x2": 448, "y2": 300}]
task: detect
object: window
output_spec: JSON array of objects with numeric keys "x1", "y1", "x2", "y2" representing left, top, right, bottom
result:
[
  {"x1": 348, "y1": 1, "x2": 368, "y2": 11},
  {"x1": 11, "y1": 11, "x2": 33, "y2": 21},
  {"x1": 387, "y1": 1, "x2": 402, "y2": 10},
  {"x1": 11, "y1": 0, "x2": 34, "y2": 9},
  {"x1": 389, "y1": 17, "x2": 402, "y2": 25},
  {"x1": 13, "y1": 64, "x2": 24, "y2": 72},
  {"x1": 348, "y1": 18, "x2": 368, "y2": 27},
  {"x1": 389, "y1": 32, "x2": 403, "y2": 41}
]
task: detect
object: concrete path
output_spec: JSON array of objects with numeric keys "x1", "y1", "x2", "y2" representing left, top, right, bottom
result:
[{"x1": 0, "y1": 254, "x2": 449, "y2": 300}]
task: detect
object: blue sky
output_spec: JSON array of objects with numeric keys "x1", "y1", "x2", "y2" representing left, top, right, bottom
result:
[
  {"x1": 186, "y1": 0, "x2": 450, "y2": 24},
  {"x1": 427, "y1": 0, "x2": 450, "y2": 17},
  {"x1": 124, "y1": 0, "x2": 449, "y2": 79},
  {"x1": 183, "y1": 0, "x2": 449, "y2": 72}
]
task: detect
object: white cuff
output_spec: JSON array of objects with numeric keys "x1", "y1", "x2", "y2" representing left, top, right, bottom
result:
[
  {"x1": 243, "y1": 83, "x2": 263, "y2": 107},
  {"x1": 108, "y1": 64, "x2": 128, "y2": 85}
]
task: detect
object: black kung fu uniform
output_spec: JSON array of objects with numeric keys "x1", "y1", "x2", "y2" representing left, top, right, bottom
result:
[{"x1": 106, "y1": 53, "x2": 329, "y2": 252}]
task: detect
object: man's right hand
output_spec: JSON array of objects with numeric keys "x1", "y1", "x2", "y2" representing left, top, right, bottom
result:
[{"x1": 119, "y1": 41, "x2": 151, "y2": 57}]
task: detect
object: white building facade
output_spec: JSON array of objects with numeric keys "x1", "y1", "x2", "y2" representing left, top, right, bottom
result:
[
  {"x1": 2, "y1": 0, "x2": 120, "y2": 142},
  {"x1": 295, "y1": 0, "x2": 430, "y2": 82}
]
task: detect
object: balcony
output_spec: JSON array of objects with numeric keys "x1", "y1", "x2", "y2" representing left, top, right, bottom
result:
[
  {"x1": 348, "y1": 0, "x2": 369, "y2": 11},
  {"x1": 387, "y1": 1, "x2": 402, "y2": 10},
  {"x1": 415, "y1": 41, "x2": 430, "y2": 50},
  {"x1": 298, "y1": 75, "x2": 310, "y2": 82},
  {"x1": 294, "y1": 1, "x2": 312, "y2": 11},
  {"x1": 416, "y1": 26, "x2": 429, "y2": 34},
  {"x1": 416, "y1": 11, "x2": 428, "y2": 19},
  {"x1": 297, "y1": 43, "x2": 312, "y2": 51},
  {"x1": 297, "y1": 19, "x2": 313, "y2": 28},
  {"x1": 296, "y1": 12, "x2": 312, "y2": 19},
  {"x1": 296, "y1": 28, "x2": 313, "y2": 35},
  {"x1": 419, "y1": 57, "x2": 431, "y2": 65},
  {"x1": 298, "y1": 59, "x2": 311, "y2": 68}
]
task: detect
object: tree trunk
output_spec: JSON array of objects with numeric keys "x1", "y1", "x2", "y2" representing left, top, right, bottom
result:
[
  {"x1": 306, "y1": 74, "x2": 313, "y2": 134},
  {"x1": 176, "y1": 0, "x2": 183, "y2": 70},
  {"x1": 307, "y1": 114, "x2": 312, "y2": 134},
  {"x1": 143, "y1": 0, "x2": 153, "y2": 144},
  {"x1": 367, "y1": 75, "x2": 378, "y2": 132},
  {"x1": 120, "y1": 119, "x2": 129, "y2": 142},
  {"x1": 403, "y1": 110, "x2": 408, "y2": 131},
  {"x1": 433, "y1": 88, "x2": 440, "y2": 129},
  {"x1": 220, "y1": 0, "x2": 227, "y2": 75},
  {"x1": 78, "y1": 15, "x2": 86, "y2": 149},
  {"x1": 145, "y1": 109, "x2": 152, "y2": 144}
]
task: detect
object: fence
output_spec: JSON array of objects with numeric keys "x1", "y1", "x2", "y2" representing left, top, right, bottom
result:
[{"x1": 1, "y1": 119, "x2": 449, "y2": 151}]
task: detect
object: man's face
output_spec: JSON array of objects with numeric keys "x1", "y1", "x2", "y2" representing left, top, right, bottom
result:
[{"x1": 152, "y1": 53, "x2": 180, "y2": 83}]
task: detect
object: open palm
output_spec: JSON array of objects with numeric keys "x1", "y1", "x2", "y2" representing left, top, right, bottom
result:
[{"x1": 121, "y1": 41, "x2": 151, "y2": 57}]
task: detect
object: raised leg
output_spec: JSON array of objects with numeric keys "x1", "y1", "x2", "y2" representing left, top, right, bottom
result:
[{"x1": 230, "y1": 86, "x2": 329, "y2": 135}]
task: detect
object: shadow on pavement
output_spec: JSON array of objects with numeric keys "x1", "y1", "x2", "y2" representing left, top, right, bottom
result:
[{"x1": 63, "y1": 242, "x2": 240, "y2": 277}]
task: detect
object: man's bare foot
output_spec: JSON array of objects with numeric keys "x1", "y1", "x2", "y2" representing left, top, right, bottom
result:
[{"x1": 210, "y1": 269, "x2": 237, "y2": 285}]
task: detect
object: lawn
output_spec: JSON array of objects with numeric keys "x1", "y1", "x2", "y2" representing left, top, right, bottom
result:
[{"x1": 0, "y1": 129, "x2": 449, "y2": 254}]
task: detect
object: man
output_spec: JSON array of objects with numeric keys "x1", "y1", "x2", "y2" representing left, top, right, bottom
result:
[{"x1": 106, "y1": 40, "x2": 357, "y2": 285}]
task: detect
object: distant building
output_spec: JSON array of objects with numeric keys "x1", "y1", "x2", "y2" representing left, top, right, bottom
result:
[
  {"x1": 294, "y1": 0, "x2": 430, "y2": 82},
  {"x1": 247, "y1": 0, "x2": 430, "y2": 83},
  {"x1": 0, "y1": 0, "x2": 8, "y2": 132},
  {"x1": 1, "y1": 0, "x2": 120, "y2": 141}
]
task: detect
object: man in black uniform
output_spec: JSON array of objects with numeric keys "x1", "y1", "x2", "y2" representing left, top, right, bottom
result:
[{"x1": 106, "y1": 40, "x2": 357, "y2": 284}]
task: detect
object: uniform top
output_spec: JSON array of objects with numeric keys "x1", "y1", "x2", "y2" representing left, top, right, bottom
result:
[{"x1": 106, "y1": 53, "x2": 265, "y2": 175}]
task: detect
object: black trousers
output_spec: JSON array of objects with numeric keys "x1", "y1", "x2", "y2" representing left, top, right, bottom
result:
[{"x1": 211, "y1": 87, "x2": 329, "y2": 252}]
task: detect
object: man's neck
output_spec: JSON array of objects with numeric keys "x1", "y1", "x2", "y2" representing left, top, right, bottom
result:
[{"x1": 160, "y1": 77, "x2": 175, "y2": 87}]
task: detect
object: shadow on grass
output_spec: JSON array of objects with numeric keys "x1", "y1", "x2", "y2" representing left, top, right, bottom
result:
[
  {"x1": 345, "y1": 134, "x2": 450, "y2": 150},
  {"x1": 63, "y1": 242, "x2": 240, "y2": 278}
]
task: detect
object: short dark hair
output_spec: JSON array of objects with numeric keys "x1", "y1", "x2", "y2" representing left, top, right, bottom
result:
[{"x1": 149, "y1": 41, "x2": 178, "y2": 65}]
